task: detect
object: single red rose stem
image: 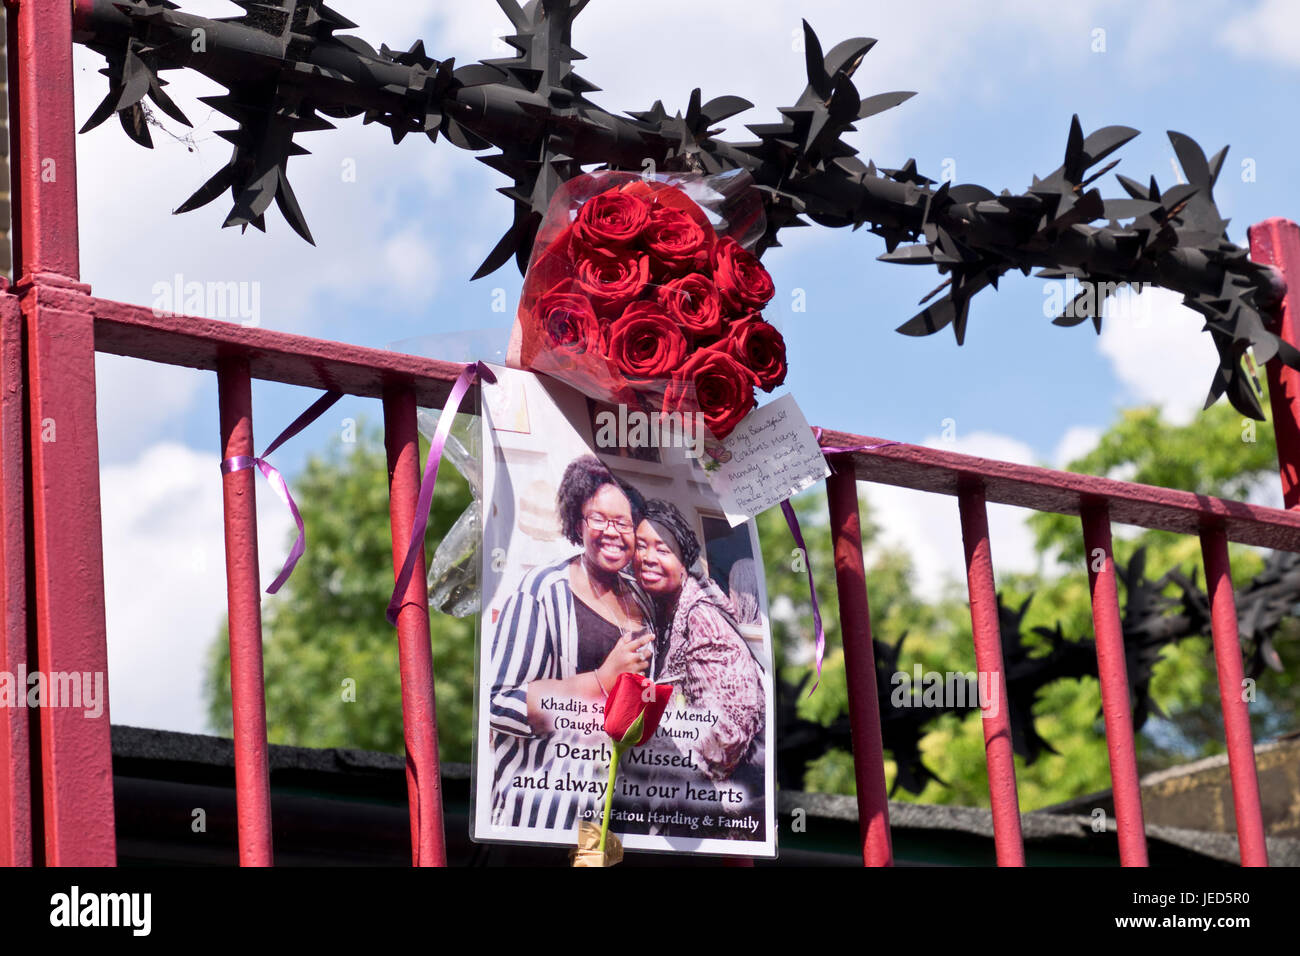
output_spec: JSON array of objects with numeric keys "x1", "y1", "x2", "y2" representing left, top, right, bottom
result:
[
  {"x1": 597, "y1": 747, "x2": 622, "y2": 857},
  {"x1": 598, "y1": 709, "x2": 645, "y2": 857}
]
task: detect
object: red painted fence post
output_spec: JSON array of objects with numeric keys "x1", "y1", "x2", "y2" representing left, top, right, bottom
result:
[
  {"x1": 11, "y1": 0, "x2": 115, "y2": 866},
  {"x1": 217, "y1": 357, "x2": 274, "y2": 866},
  {"x1": 22, "y1": 291, "x2": 118, "y2": 867},
  {"x1": 956, "y1": 480, "x2": 1025, "y2": 866},
  {"x1": 0, "y1": 294, "x2": 31, "y2": 867},
  {"x1": 1198, "y1": 527, "x2": 1269, "y2": 866},
  {"x1": 825, "y1": 467, "x2": 894, "y2": 866},
  {"x1": 1080, "y1": 500, "x2": 1148, "y2": 866},
  {"x1": 1248, "y1": 218, "x2": 1300, "y2": 510},
  {"x1": 9, "y1": 0, "x2": 81, "y2": 280},
  {"x1": 383, "y1": 386, "x2": 447, "y2": 867}
]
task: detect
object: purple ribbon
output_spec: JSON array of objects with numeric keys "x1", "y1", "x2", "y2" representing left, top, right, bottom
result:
[
  {"x1": 780, "y1": 429, "x2": 905, "y2": 695},
  {"x1": 813, "y1": 427, "x2": 903, "y2": 460},
  {"x1": 780, "y1": 498, "x2": 826, "y2": 696},
  {"x1": 221, "y1": 389, "x2": 344, "y2": 594},
  {"x1": 387, "y1": 362, "x2": 496, "y2": 626}
]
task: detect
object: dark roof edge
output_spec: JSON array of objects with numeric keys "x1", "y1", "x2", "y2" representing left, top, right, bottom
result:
[
  {"x1": 111, "y1": 724, "x2": 472, "y2": 779},
  {"x1": 111, "y1": 725, "x2": 1300, "y2": 863}
]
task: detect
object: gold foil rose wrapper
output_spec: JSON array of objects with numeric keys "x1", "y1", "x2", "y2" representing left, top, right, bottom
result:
[{"x1": 569, "y1": 820, "x2": 623, "y2": 868}]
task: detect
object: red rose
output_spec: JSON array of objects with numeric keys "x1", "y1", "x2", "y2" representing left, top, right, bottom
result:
[
  {"x1": 642, "y1": 205, "x2": 711, "y2": 275},
  {"x1": 712, "y1": 236, "x2": 775, "y2": 314},
  {"x1": 533, "y1": 285, "x2": 605, "y2": 359},
  {"x1": 664, "y1": 348, "x2": 759, "y2": 440},
  {"x1": 715, "y1": 315, "x2": 787, "y2": 392},
  {"x1": 604, "y1": 673, "x2": 673, "y2": 746},
  {"x1": 605, "y1": 302, "x2": 690, "y2": 382},
  {"x1": 657, "y1": 274, "x2": 724, "y2": 338},
  {"x1": 574, "y1": 251, "x2": 651, "y2": 317},
  {"x1": 573, "y1": 191, "x2": 652, "y2": 249}
]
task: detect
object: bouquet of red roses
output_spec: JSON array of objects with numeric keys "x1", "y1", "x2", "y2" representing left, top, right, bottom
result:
[{"x1": 509, "y1": 170, "x2": 787, "y2": 441}]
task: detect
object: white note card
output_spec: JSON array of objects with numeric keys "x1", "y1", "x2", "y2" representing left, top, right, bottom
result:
[{"x1": 703, "y1": 394, "x2": 830, "y2": 526}]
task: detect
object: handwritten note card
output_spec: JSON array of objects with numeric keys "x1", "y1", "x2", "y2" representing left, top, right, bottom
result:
[{"x1": 704, "y1": 394, "x2": 829, "y2": 526}]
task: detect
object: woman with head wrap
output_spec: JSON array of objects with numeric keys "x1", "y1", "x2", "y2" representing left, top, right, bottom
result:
[{"x1": 633, "y1": 499, "x2": 765, "y2": 784}]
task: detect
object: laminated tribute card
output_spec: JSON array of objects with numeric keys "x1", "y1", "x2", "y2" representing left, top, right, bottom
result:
[{"x1": 471, "y1": 365, "x2": 777, "y2": 858}]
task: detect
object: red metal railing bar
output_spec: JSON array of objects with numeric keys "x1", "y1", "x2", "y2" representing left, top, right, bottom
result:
[
  {"x1": 383, "y1": 387, "x2": 448, "y2": 867},
  {"x1": 818, "y1": 427, "x2": 1300, "y2": 552},
  {"x1": 1248, "y1": 218, "x2": 1300, "y2": 511},
  {"x1": 0, "y1": 296, "x2": 31, "y2": 867},
  {"x1": 1198, "y1": 527, "x2": 1269, "y2": 866},
  {"x1": 42, "y1": 289, "x2": 472, "y2": 409},
  {"x1": 217, "y1": 357, "x2": 275, "y2": 866},
  {"x1": 826, "y1": 467, "x2": 894, "y2": 866},
  {"x1": 957, "y1": 480, "x2": 1025, "y2": 866},
  {"x1": 1080, "y1": 500, "x2": 1148, "y2": 866}
]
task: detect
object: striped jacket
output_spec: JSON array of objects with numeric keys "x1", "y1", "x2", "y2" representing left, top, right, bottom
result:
[{"x1": 487, "y1": 556, "x2": 654, "y2": 833}]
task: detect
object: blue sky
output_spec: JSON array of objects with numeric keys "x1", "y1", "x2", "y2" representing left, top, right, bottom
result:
[{"x1": 72, "y1": 0, "x2": 1300, "y2": 733}]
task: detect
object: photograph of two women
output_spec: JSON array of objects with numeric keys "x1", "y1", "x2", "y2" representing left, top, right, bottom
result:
[{"x1": 473, "y1": 366, "x2": 776, "y2": 857}]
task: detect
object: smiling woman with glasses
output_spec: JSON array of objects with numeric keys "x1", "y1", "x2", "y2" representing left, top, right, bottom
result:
[{"x1": 486, "y1": 454, "x2": 657, "y2": 831}]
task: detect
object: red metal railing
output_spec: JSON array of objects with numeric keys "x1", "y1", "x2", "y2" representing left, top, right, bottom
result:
[
  {"x1": 818, "y1": 425, "x2": 1300, "y2": 867},
  {"x1": 1, "y1": 1, "x2": 1291, "y2": 868}
]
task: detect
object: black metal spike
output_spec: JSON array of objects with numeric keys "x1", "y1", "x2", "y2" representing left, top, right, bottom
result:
[{"x1": 801, "y1": 20, "x2": 831, "y2": 101}]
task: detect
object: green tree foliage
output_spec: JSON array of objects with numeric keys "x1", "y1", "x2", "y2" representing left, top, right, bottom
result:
[{"x1": 205, "y1": 419, "x2": 477, "y2": 763}]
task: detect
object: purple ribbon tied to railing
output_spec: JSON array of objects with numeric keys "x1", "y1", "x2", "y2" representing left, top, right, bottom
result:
[
  {"x1": 783, "y1": 428, "x2": 904, "y2": 695},
  {"x1": 220, "y1": 389, "x2": 345, "y2": 594},
  {"x1": 387, "y1": 361, "x2": 496, "y2": 627}
]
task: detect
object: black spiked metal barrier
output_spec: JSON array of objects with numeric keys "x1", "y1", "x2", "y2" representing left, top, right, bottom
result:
[{"x1": 74, "y1": 0, "x2": 1292, "y2": 420}]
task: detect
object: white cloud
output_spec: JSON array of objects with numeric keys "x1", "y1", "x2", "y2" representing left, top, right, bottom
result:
[
  {"x1": 381, "y1": 226, "x2": 439, "y2": 297},
  {"x1": 1223, "y1": 0, "x2": 1300, "y2": 70},
  {"x1": 863, "y1": 430, "x2": 1041, "y2": 600},
  {"x1": 927, "y1": 430, "x2": 1040, "y2": 467},
  {"x1": 95, "y1": 354, "x2": 206, "y2": 455},
  {"x1": 100, "y1": 442, "x2": 293, "y2": 733},
  {"x1": 1098, "y1": 286, "x2": 1219, "y2": 425},
  {"x1": 74, "y1": 0, "x2": 454, "y2": 341},
  {"x1": 1053, "y1": 424, "x2": 1103, "y2": 469},
  {"x1": 1243, "y1": 471, "x2": 1285, "y2": 510}
]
